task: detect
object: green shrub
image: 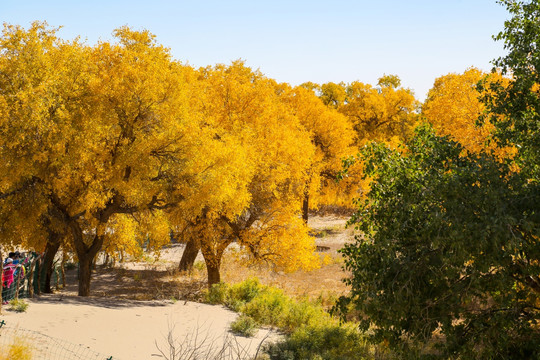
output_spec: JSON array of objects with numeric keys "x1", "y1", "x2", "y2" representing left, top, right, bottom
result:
[
  {"x1": 227, "y1": 278, "x2": 262, "y2": 308},
  {"x1": 206, "y1": 278, "x2": 375, "y2": 359},
  {"x1": 279, "y1": 299, "x2": 330, "y2": 333},
  {"x1": 9, "y1": 299, "x2": 29, "y2": 313},
  {"x1": 193, "y1": 260, "x2": 205, "y2": 272},
  {"x1": 264, "y1": 322, "x2": 371, "y2": 360},
  {"x1": 205, "y1": 282, "x2": 229, "y2": 305},
  {"x1": 205, "y1": 277, "x2": 264, "y2": 311},
  {"x1": 240, "y1": 286, "x2": 290, "y2": 327},
  {"x1": 230, "y1": 314, "x2": 259, "y2": 337}
]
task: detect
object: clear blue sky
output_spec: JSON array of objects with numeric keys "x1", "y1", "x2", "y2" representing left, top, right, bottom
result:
[{"x1": 1, "y1": 0, "x2": 509, "y2": 100}]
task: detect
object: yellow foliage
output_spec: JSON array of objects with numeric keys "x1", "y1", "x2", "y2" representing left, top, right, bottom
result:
[
  {"x1": 0, "y1": 23, "x2": 222, "y2": 293},
  {"x1": 337, "y1": 77, "x2": 419, "y2": 147},
  {"x1": 174, "y1": 62, "x2": 320, "y2": 279},
  {"x1": 313, "y1": 76, "x2": 419, "y2": 208},
  {"x1": 423, "y1": 67, "x2": 515, "y2": 159},
  {"x1": 278, "y1": 85, "x2": 355, "y2": 211},
  {"x1": 240, "y1": 209, "x2": 319, "y2": 272}
]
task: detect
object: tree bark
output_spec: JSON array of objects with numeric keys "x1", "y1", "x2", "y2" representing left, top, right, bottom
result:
[
  {"x1": 206, "y1": 261, "x2": 221, "y2": 287},
  {"x1": 178, "y1": 238, "x2": 200, "y2": 272},
  {"x1": 68, "y1": 220, "x2": 104, "y2": 296},
  {"x1": 27, "y1": 255, "x2": 40, "y2": 298},
  {"x1": 200, "y1": 237, "x2": 229, "y2": 289},
  {"x1": 42, "y1": 238, "x2": 61, "y2": 293},
  {"x1": 77, "y1": 256, "x2": 93, "y2": 297},
  {"x1": 302, "y1": 191, "x2": 310, "y2": 224}
]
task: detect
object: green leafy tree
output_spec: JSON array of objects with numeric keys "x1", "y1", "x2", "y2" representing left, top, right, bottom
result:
[
  {"x1": 338, "y1": 125, "x2": 539, "y2": 358},
  {"x1": 480, "y1": 0, "x2": 540, "y2": 179}
]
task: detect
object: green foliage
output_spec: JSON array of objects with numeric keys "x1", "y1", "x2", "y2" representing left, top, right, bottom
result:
[
  {"x1": 205, "y1": 278, "x2": 262, "y2": 311},
  {"x1": 482, "y1": 0, "x2": 540, "y2": 180},
  {"x1": 240, "y1": 286, "x2": 290, "y2": 327},
  {"x1": 205, "y1": 282, "x2": 229, "y2": 305},
  {"x1": 338, "y1": 124, "x2": 540, "y2": 358},
  {"x1": 227, "y1": 278, "x2": 263, "y2": 310},
  {"x1": 227, "y1": 280, "x2": 331, "y2": 333},
  {"x1": 264, "y1": 322, "x2": 372, "y2": 360},
  {"x1": 192, "y1": 260, "x2": 205, "y2": 272},
  {"x1": 206, "y1": 278, "x2": 375, "y2": 359},
  {"x1": 230, "y1": 314, "x2": 259, "y2": 337}
]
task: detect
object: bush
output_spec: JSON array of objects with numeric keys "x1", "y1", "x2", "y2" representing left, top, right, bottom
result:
[
  {"x1": 227, "y1": 278, "x2": 262, "y2": 309},
  {"x1": 205, "y1": 278, "x2": 376, "y2": 359},
  {"x1": 279, "y1": 299, "x2": 331, "y2": 334},
  {"x1": 205, "y1": 278, "x2": 263, "y2": 311},
  {"x1": 205, "y1": 282, "x2": 229, "y2": 305},
  {"x1": 9, "y1": 299, "x2": 29, "y2": 313},
  {"x1": 240, "y1": 286, "x2": 290, "y2": 327},
  {"x1": 264, "y1": 322, "x2": 371, "y2": 360},
  {"x1": 230, "y1": 314, "x2": 259, "y2": 337}
]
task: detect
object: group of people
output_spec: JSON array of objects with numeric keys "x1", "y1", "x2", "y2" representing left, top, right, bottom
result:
[{"x1": 2, "y1": 251, "x2": 28, "y2": 304}]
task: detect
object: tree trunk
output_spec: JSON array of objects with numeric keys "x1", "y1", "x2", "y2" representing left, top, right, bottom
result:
[
  {"x1": 302, "y1": 191, "x2": 310, "y2": 224},
  {"x1": 206, "y1": 261, "x2": 221, "y2": 287},
  {"x1": 200, "y1": 240, "x2": 226, "y2": 289},
  {"x1": 27, "y1": 255, "x2": 40, "y2": 298},
  {"x1": 69, "y1": 220, "x2": 104, "y2": 297},
  {"x1": 42, "y1": 239, "x2": 61, "y2": 293},
  {"x1": 178, "y1": 238, "x2": 200, "y2": 272},
  {"x1": 75, "y1": 241, "x2": 103, "y2": 297},
  {"x1": 78, "y1": 256, "x2": 92, "y2": 297}
]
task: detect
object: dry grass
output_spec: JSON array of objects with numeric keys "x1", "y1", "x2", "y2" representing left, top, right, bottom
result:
[{"x1": 0, "y1": 337, "x2": 33, "y2": 360}]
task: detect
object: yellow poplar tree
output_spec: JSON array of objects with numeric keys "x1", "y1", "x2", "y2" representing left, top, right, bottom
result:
[
  {"x1": 278, "y1": 84, "x2": 355, "y2": 222},
  {"x1": 175, "y1": 62, "x2": 319, "y2": 286},
  {"x1": 422, "y1": 67, "x2": 514, "y2": 159},
  {"x1": 312, "y1": 76, "x2": 419, "y2": 208},
  {"x1": 339, "y1": 75, "x2": 419, "y2": 147},
  {"x1": 0, "y1": 23, "x2": 211, "y2": 295}
]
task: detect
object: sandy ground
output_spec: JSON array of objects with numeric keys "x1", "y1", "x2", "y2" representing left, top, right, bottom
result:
[{"x1": 1, "y1": 293, "x2": 275, "y2": 359}]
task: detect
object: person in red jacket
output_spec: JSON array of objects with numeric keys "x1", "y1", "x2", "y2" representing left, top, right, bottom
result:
[{"x1": 2, "y1": 258, "x2": 16, "y2": 304}]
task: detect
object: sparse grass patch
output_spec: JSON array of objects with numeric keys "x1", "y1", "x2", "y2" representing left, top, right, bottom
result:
[
  {"x1": 230, "y1": 314, "x2": 259, "y2": 337},
  {"x1": 9, "y1": 299, "x2": 29, "y2": 312},
  {"x1": 193, "y1": 260, "x2": 206, "y2": 272}
]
